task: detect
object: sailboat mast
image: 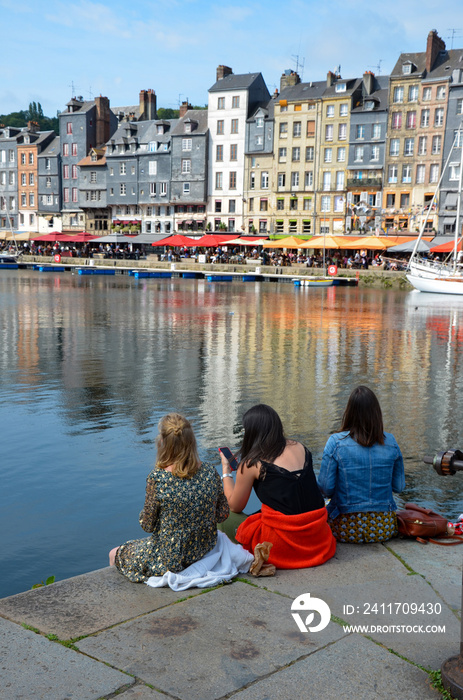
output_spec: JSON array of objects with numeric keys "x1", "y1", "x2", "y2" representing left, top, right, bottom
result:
[{"x1": 453, "y1": 126, "x2": 463, "y2": 272}]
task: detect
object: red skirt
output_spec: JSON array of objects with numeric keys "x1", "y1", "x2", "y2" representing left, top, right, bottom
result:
[{"x1": 236, "y1": 504, "x2": 336, "y2": 569}]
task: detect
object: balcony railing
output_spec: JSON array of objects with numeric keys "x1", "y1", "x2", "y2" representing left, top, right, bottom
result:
[{"x1": 347, "y1": 177, "x2": 382, "y2": 188}]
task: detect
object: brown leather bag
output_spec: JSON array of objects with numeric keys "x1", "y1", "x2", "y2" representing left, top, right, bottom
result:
[{"x1": 396, "y1": 503, "x2": 463, "y2": 545}]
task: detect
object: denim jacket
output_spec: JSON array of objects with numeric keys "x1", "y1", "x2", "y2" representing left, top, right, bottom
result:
[{"x1": 317, "y1": 431, "x2": 405, "y2": 519}]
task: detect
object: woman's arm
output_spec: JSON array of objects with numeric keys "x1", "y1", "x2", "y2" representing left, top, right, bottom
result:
[
  {"x1": 213, "y1": 470, "x2": 230, "y2": 523},
  {"x1": 392, "y1": 444, "x2": 406, "y2": 494},
  {"x1": 317, "y1": 436, "x2": 338, "y2": 497},
  {"x1": 139, "y1": 476, "x2": 160, "y2": 532},
  {"x1": 220, "y1": 451, "x2": 258, "y2": 513}
]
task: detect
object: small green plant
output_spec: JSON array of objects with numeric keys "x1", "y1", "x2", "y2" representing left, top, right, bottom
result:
[
  {"x1": 31, "y1": 575, "x2": 55, "y2": 589},
  {"x1": 429, "y1": 670, "x2": 455, "y2": 699}
]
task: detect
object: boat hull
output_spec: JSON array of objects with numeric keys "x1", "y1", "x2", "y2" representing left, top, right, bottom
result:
[{"x1": 407, "y1": 273, "x2": 463, "y2": 295}]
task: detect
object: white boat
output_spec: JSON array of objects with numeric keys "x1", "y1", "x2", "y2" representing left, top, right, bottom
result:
[
  {"x1": 0, "y1": 208, "x2": 22, "y2": 264},
  {"x1": 407, "y1": 125, "x2": 463, "y2": 295}
]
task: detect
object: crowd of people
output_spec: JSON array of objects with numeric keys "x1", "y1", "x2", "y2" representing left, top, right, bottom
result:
[{"x1": 109, "y1": 387, "x2": 405, "y2": 586}]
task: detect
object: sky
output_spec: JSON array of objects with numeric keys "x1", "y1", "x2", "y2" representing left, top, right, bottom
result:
[{"x1": 2, "y1": 0, "x2": 463, "y2": 117}]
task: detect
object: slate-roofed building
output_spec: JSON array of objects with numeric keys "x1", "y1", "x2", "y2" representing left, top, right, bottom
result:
[
  {"x1": 0, "y1": 126, "x2": 22, "y2": 233},
  {"x1": 243, "y1": 97, "x2": 274, "y2": 235},
  {"x1": 78, "y1": 147, "x2": 110, "y2": 233},
  {"x1": 37, "y1": 135, "x2": 61, "y2": 232},
  {"x1": 17, "y1": 124, "x2": 56, "y2": 235}
]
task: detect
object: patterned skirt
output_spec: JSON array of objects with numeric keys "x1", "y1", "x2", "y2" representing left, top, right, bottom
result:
[{"x1": 328, "y1": 511, "x2": 398, "y2": 544}]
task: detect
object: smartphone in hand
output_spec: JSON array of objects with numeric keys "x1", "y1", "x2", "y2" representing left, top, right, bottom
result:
[{"x1": 218, "y1": 447, "x2": 238, "y2": 471}]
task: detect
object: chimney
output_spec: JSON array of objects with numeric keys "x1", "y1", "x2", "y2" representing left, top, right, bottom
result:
[
  {"x1": 280, "y1": 71, "x2": 300, "y2": 92},
  {"x1": 216, "y1": 65, "x2": 233, "y2": 81},
  {"x1": 27, "y1": 121, "x2": 39, "y2": 133},
  {"x1": 327, "y1": 71, "x2": 336, "y2": 87},
  {"x1": 426, "y1": 30, "x2": 446, "y2": 72},
  {"x1": 139, "y1": 89, "x2": 157, "y2": 121},
  {"x1": 363, "y1": 71, "x2": 375, "y2": 95},
  {"x1": 179, "y1": 100, "x2": 193, "y2": 118},
  {"x1": 95, "y1": 95, "x2": 111, "y2": 146}
]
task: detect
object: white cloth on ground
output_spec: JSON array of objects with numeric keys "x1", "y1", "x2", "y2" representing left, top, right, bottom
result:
[{"x1": 145, "y1": 531, "x2": 254, "y2": 591}]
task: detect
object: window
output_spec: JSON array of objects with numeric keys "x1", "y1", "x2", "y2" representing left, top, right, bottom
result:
[
  {"x1": 336, "y1": 171, "x2": 344, "y2": 190},
  {"x1": 404, "y1": 138, "x2": 414, "y2": 156},
  {"x1": 337, "y1": 147, "x2": 346, "y2": 162},
  {"x1": 215, "y1": 172, "x2": 223, "y2": 189},
  {"x1": 120, "y1": 162, "x2": 126, "y2": 175},
  {"x1": 120, "y1": 183, "x2": 126, "y2": 195},
  {"x1": 63, "y1": 164, "x2": 69, "y2": 179},
  {"x1": 229, "y1": 171, "x2": 237, "y2": 189},
  {"x1": 294, "y1": 103, "x2": 302, "y2": 112},
  {"x1": 72, "y1": 164, "x2": 77, "y2": 179},
  {"x1": 364, "y1": 100, "x2": 375, "y2": 111},
  {"x1": 46, "y1": 176, "x2": 51, "y2": 188},
  {"x1": 230, "y1": 144, "x2": 237, "y2": 161},
  {"x1": 389, "y1": 138, "x2": 400, "y2": 156},
  {"x1": 457, "y1": 99, "x2": 463, "y2": 115},
  {"x1": 371, "y1": 145, "x2": 380, "y2": 161},
  {"x1": 90, "y1": 171, "x2": 97, "y2": 183},
  {"x1": 303, "y1": 198, "x2": 311, "y2": 210},
  {"x1": 422, "y1": 86, "x2": 432, "y2": 101},
  {"x1": 372, "y1": 124, "x2": 381, "y2": 139},
  {"x1": 279, "y1": 122, "x2": 288, "y2": 137},
  {"x1": 228, "y1": 218, "x2": 235, "y2": 232},
  {"x1": 420, "y1": 109, "x2": 430, "y2": 127},
  {"x1": 340, "y1": 104, "x2": 348, "y2": 116},
  {"x1": 321, "y1": 195, "x2": 330, "y2": 212},
  {"x1": 408, "y1": 85, "x2": 419, "y2": 102},
  {"x1": 324, "y1": 148, "x2": 332, "y2": 163},
  {"x1": 406, "y1": 111, "x2": 416, "y2": 129},
  {"x1": 255, "y1": 135, "x2": 263, "y2": 146},
  {"x1": 291, "y1": 172, "x2": 299, "y2": 188},
  {"x1": 183, "y1": 183, "x2": 190, "y2": 194},
  {"x1": 217, "y1": 97, "x2": 225, "y2": 109},
  {"x1": 307, "y1": 120, "x2": 315, "y2": 137},
  {"x1": 66, "y1": 122, "x2": 72, "y2": 134},
  {"x1": 306, "y1": 146, "x2": 314, "y2": 162},
  {"x1": 259, "y1": 220, "x2": 268, "y2": 233},
  {"x1": 334, "y1": 196, "x2": 344, "y2": 212},
  {"x1": 402, "y1": 165, "x2": 411, "y2": 183},
  {"x1": 278, "y1": 173, "x2": 286, "y2": 188},
  {"x1": 72, "y1": 188, "x2": 78, "y2": 203},
  {"x1": 231, "y1": 119, "x2": 238, "y2": 134},
  {"x1": 323, "y1": 171, "x2": 331, "y2": 190},
  {"x1": 45, "y1": 158, "x2": 51, "y2": 170},
  {"x1": 338, "y1": 123, "x2": 347, "y2": 140},
  {"x1": 21, "y1": 193, "x2": 26, "y2": 206},
  {"x1": 455, "y1": 130, "x2": 463, "y2": 148},
  {"x1": 28, "y1": 152, "x2": 33, "y2": 164},
  {"x1": 261, "y1": 171, "x2": 269, "y2": 189},
  {"x1": 292, "y1": 147, "x2": 300, "y2": 161},
  {"x1": 149, "y1": 182, "x2": 156, "y2": 195},
  {"x1": 388, "y1": 165, "x2": 398, "y2": 183},
  {"x1": 386, "y1": 193, "x2": 395, "y2": 207},
  {"x1": 449, "y1": 163, "x2": 460, "y2": 181},
  {"x1": 260, "y1": 199, "x2": 268, "y2": 212},
  {"x1": 159, "y1": 182, "x2": 167, "y2": 196},
  {"x1": 392, "y1": 112, "x2": 402, "y2": 129},
  {"x1": 435, "y1": 108, "x2": 444, "y2": 127},
  {"x1": 430, "y1": 165, "x2": 440, "y2": 183},
  {"x1": 354, "y1": 146, "x2": 364, "y2": 162},
  {"x1": 393, "y1": 86, "x2": 404, "y2": 103},
  {"x1": 335, "y1": 82, "x2": 346, "y2": 92},
  {"x1": 256, "y1": 117, "x2": 264, "y2": 128},
  {"x1": 232, "y1": 96, "x2": 240, "y2": 108},
  {"x1": 356, "y1": 125, "x2": 365, "y2": 139},
  {"x1": 250, "y1": 172, "x2": 255, "y2": 189},
  {"x1": 63, "y1": 143, "x2": 69, "y2": 156},
  {"x1": 217, "y1": 120, "x2": 224, "y2": 135},
  {"x1": 21, "y1": 173, "x2": 26, "y2": 185},
  {"x1": 149, "y1": 141, "x2": 156, "y2": 152},
  {"x1": 416, "y1": 164, "x2": 425, "y2": 183},
  {"x1": 326, "y1": 105, "x2": 335, "y2": 118},
  {"x1": 403, "y1": 63, "x2": 412, "y2": 74},
  {"x1": 400, "y1": 193, "x2": 410, "y2": 208},
  {"x1": 290, "y1": 198, "x2": 298, "y2": 210},
  {"x1": 63, "y1": 188, "x2": 69, "y2": 202},
  {"x1": 418, "y1": 136, "x2": 427, "y2": 155},
  {"x1": 325, "y1": 124, "x2": 333, "y2": 141},
  {"x1": 437, "y1": 86, "x2": 446, "y2": 100},
  {"x1": 432, "y1": 135, "x2": 441, "y2": 155},
  {"x1": 276, "y1": 199, "x2": 284, "y2": 210},
  {"x1": 216, "y1": 145, "x2": 223, "y2": 161},
  {"x1": 305, "y1": 171, "x2": 313, "y2": 187},
  {"x1": 181, "y1": 159, "x2": 191, "y2": 173},
  {"x1": 215, "y1": 200, "x2": 222, "y2": 213},
  {"x1": 278, "y1": 147, "x2": 287, "y2": 162},
  {"x1": 149, "y1": 160, "x2": 157, "y2": 175},
  {"x1": 72, "y1": 143, "x2": 77, "y2": 156},
  {"x1": 182, "y1": 138, "x2": 192, "y2": 151}
]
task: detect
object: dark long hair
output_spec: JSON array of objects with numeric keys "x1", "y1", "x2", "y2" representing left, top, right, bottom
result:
[
  {"x1": 341, "y1": 386, "x2": 384, "y2": 447},
  {"x1": 239, "y1": 404, "x2": 287, "y2": 469}
]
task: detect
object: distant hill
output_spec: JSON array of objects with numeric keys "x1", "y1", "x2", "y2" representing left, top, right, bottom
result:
[{"x1": 0, "y1": 102, "x2": 59, "y2": 134}]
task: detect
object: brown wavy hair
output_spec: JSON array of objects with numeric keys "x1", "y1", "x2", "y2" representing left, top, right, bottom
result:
[
  {"x1": 341, "y1": 386, "x2": 384, "y2": 447},
  {"x1": 155, "y1": 413, "x2": 200, "y2": 478}
]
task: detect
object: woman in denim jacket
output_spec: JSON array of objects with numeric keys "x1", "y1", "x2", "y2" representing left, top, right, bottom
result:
[{"x1": 318, "y1": 386, "x2": 405, "y2": 543}]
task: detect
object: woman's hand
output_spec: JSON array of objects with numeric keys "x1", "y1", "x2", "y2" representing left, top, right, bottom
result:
[{"x1": 220, "y1": 451, "x2": 233, "y2": 476}]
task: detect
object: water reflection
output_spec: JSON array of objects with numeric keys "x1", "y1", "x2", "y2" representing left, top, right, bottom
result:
[{"x1": 1, "y1": 271, "x2": 463, "y2": 597}]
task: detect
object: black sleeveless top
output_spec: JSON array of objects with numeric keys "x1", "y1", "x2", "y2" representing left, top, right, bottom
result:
[{"x1": 253, "y1": 445, "x2": 325, "y2": 516}]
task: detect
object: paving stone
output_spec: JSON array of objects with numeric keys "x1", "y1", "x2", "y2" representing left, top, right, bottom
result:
[
  {"x1": 102, "y1": 685, "x2": 170, "y2": 699},
  {"x1": 77, "y1": 582, "x2": 345, "y2": 700},
  {"x1": 0, "y1": 566, "x2": 199, "y2": 639},
  {"x1": 386, "y1": 538, "x2": 463, "y2": 611},
  {"x1": 231, "y1": 634, "x2": 441, "y2": 700},
  {"x1": 0, "y1": 617, "x2": 133, "y2": 700}
]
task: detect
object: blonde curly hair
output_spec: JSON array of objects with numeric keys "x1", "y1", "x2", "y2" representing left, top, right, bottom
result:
[{"x1": 155, "y1": 413, "x2": 200, "y2": 478}]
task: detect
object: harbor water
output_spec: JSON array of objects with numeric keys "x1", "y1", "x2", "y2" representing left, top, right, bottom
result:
[{"x1": 1, "y1": 269, "x2": 463, "y2": 598}]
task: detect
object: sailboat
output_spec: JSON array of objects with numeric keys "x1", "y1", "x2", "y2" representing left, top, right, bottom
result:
[
  {"x1": 407, "y1": 126, "x2": 463, "y2": 294},
  {"x1": 0, "y1": 207, "x2": 22, "y2": 264}
]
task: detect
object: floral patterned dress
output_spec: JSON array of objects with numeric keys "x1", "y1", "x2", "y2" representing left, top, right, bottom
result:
[{"x1": 115, "y1": 462, "x2": 229, "y2": 582}]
